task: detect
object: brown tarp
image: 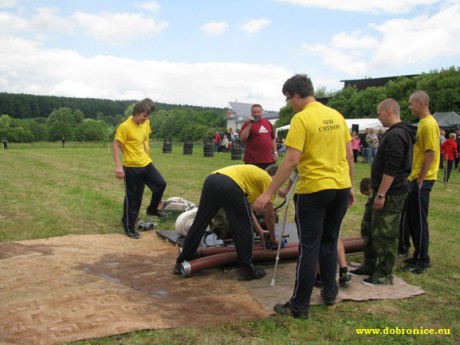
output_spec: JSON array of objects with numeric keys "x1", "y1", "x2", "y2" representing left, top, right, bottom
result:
[{"x1": 0, "y1": 232, "x2": 424, "y2": 345}]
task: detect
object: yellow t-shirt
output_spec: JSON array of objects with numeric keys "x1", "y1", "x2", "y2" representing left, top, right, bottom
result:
[
  {"x1": 408, "y1": 115, "x2": 440, "y2": 181},
  {"x1": 115, "y1": 118, "x2": 152, "y2": 168},
  {"x1": 284, "y1": 102, "x2": 351, "y2": 194},
  {"x1": 127, "y1": 115, "x2": 151, "y2": 154},
  {"x1": 214, "y1": 165, "x2": 275, "y2": 203}
]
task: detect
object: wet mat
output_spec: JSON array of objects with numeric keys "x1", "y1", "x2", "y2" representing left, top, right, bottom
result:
[
  {"x1": 0, "y1": 233, "x2": 269, "y2": 345},
  {"x1": 0, "y1": 232, "x2": 425, "y2": 345}
]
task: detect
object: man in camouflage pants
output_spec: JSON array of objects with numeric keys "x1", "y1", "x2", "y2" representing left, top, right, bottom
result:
[{"x1": 351, "y1": 98, "x2": 416, "y2": 285}]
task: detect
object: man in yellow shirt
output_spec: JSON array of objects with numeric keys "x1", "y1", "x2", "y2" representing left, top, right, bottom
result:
[
  {"x1": 113, "y1": 101, "x2": 167, "y2": 239},
  {"x1": 174, "y1": 164, "x2": 279, "y2": 280},
  {"x1": 398, "y1": 90, "x2": 439, "y2": 274},
  {"x1": 253, "y1": 74, "x2": 354, "y2": 319}
]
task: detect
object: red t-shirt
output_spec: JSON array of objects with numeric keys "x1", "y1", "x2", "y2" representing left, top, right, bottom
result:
[
  {"x1": 241, "y1": 118, "x2": 275, "y2": 164},
  {"x1": 441, "y1": 138, "x2": 458, "y2": 161}
]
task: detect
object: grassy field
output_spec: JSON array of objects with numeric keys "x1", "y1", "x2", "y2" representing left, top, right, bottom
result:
[{"x1": 0, "y1": 141, "x2": 458, "y2": 345}]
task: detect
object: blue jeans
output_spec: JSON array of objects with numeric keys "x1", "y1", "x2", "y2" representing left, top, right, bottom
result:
[{"x1": 367, "y1": 148, "x2": 376, "y2": 165}]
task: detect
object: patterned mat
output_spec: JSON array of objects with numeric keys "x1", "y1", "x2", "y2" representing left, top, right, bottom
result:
[
  {"x1": 0, "y1": 232, "x2": 424, "y2": 345},
  {"x1": 0, "y1": 233, "x2": 269, "y2": 345}
]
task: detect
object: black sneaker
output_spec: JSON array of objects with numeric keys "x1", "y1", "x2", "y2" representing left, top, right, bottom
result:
[
  {"x1": 339, "y1": 271, "x2": 352, "y2": 285},
  {"x1": 125, "y1": 230, "x2": 140, "y2": 239},
  {"x1": 350, "y1": 267, "x2": 373, "y2": 276},
  {"x1": 147, "y1": 209, "x2": 168, "y2": 218},
  {"x1": 409, "y1": 265, "x2": 427, "y2": 274},
  {"x1": 238, "y1": 267, "x2": 266, "y2": 281},
  {"x1": 173, "y1": 263, "x2": 182, "y2": 275},
  {"x1": 320, "y1": 289, "x2": 337, "y2": 306},
  {"x1": 273, "y1": 303, "x2": 308, "y2": 319}
]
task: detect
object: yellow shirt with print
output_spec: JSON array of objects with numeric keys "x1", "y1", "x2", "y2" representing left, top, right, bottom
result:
[
  {"x1": 285, "y1": 102, "x2": 351, "y2": 194},
  {"x1": 115, "y1": 118, "x2": 152, "y2": 168},
  {"x1": 214, "y1": 165, "x2": 275, "y2": 203},
  {"x1": 408, "y1": 115, "x2": 440, "y2": 181}
]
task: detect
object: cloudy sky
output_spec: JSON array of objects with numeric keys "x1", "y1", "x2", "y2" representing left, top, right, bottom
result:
[{"x1": 1, "y1": 0, "x2": 459, "y2": 111}]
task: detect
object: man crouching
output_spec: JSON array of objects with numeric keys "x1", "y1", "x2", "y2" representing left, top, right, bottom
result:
[{"x1": 173, "y1": 164, "x2": 279, "y2": 280}]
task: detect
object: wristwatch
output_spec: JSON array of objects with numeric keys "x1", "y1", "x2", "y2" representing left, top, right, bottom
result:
[{"x1": 376, "y1": 193, "x2": 385, "y2": 199}]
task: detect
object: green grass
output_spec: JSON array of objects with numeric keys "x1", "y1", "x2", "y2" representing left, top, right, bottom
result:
[{"x1": 0, "y1": 141, "x2": 458, "y2": 345}]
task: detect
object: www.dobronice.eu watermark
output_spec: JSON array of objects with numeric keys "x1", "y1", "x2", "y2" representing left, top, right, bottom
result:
[{"x1": 355, "y1": 326, "x2": 451, "y2": 335}]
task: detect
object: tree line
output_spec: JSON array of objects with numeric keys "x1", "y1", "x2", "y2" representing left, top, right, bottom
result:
[
  {"x1": 1, "y1": 67, "x2": 459, "y2": 143},
  {"x1": 0, "y1": 95, "x2": 227, "y2": 143}
]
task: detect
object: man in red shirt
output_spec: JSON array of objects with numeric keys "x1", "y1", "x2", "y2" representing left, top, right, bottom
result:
[
  {"x1": 239, "y1": 104, "x2": 278, "y2": 169},
  {"x1": 441, "y1": 132, "x2": 458, "y2": 182}
]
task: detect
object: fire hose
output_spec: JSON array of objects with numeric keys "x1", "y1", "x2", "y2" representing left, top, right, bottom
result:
[{"x1": 178, "y1": 236, "x2": 364, "y2": 277}]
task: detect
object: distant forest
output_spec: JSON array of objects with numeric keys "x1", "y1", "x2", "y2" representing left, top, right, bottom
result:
[
  {"x1": 0, "y1": 93, "x2": 227, "y2": 143},
  {"x1": 0, "y1": 92, "x2": 224, "y2": 119}
]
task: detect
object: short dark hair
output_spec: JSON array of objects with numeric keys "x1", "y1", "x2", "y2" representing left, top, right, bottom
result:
[
  {"x1": 282, "y1": 74, "x2": 314, "y2": 98},
  {"x1": 359, "y1": 177, "x2": 372, "y2": 196},
  {"x1": 141, "y1": 98, "x2": 156, "y2": 113},
  {"x1": 265, "y1": 164, "x2": 278, "y2": 176},
  {"x1": 133, "y1": 101, "x2": 148, "y2": 115}
]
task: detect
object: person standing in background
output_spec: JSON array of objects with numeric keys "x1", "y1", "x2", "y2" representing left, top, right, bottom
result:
[
  {"x1": 441, "y1": 133, "x2": 458, "y2": 182},
  {"x1": 366, "y1": 128, "x2": 379, "y2": 165},
  {"x1": 351, "y1": 132, "x2": 361, "y2": 163},
  {"x1": 213, "y1": 130, "x2": 221, "y2": 152},
  {"x1": 351, "y1": 98, "x2": 416, "y2": 285},
  {"x1": 398, "y1": 91, "x2": 440, "y2": 274},
  {"x1": 239, "y1": 104, "x2": 278, "y2": 170}
]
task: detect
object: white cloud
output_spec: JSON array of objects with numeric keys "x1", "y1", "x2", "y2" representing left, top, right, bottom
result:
[
  {"x1": 1, "y1": 6, "x2": 168, "y2": 44},
  {"x1": 200, "y1": 21, "x2": 229, "y2": 35},
  {"x1": 302, "y1": 2, "x2": 460, "y2": 76},
  {"x1": 241, "y1": 18, "x2": 270, "y2": 33},
  {"x1": 71, "y1": 12, "x2": 168, "y2": 44},
  {"x1": 306, "y1": 44, "x2": 369, "y2": 75},
  {"x1": 138, "y1": 1, "x2": 160, "y2": 12},
  {"x1": 0, "y1": 11, "x2": 30, "y2": 33},
  {"x1": 369, "y1": 2, "x2": 460, "y2": 68},
  {"x1": 0, "y1": 34, "x2": 290, "y2": 110},
  {"x1": 276, "y1": 0, "x2": 442, "y2": 14},
  {"x1": 0, "y1": 0, "x2": 17, "y2": 8},
  {"x1": 31, "y1": 7, "x2": 76, "y2": 33}
]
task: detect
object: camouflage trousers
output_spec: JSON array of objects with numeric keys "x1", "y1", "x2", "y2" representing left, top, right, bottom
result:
[{"x1": 360, "y1": 193, "x2": 407, "y2": 282}]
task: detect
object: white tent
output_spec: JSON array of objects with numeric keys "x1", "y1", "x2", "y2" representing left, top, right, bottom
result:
[{"x1": 276, "y1": 118, "x2": 384, "y2": 136}]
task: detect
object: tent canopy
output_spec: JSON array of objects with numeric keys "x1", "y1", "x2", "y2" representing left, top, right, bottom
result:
[
  {"x1": 433, "y1": 112, "x2": 460, "y2": 129},
  {"x1": 276, "y1": 118, "x2": 384, "y2": 136}
]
